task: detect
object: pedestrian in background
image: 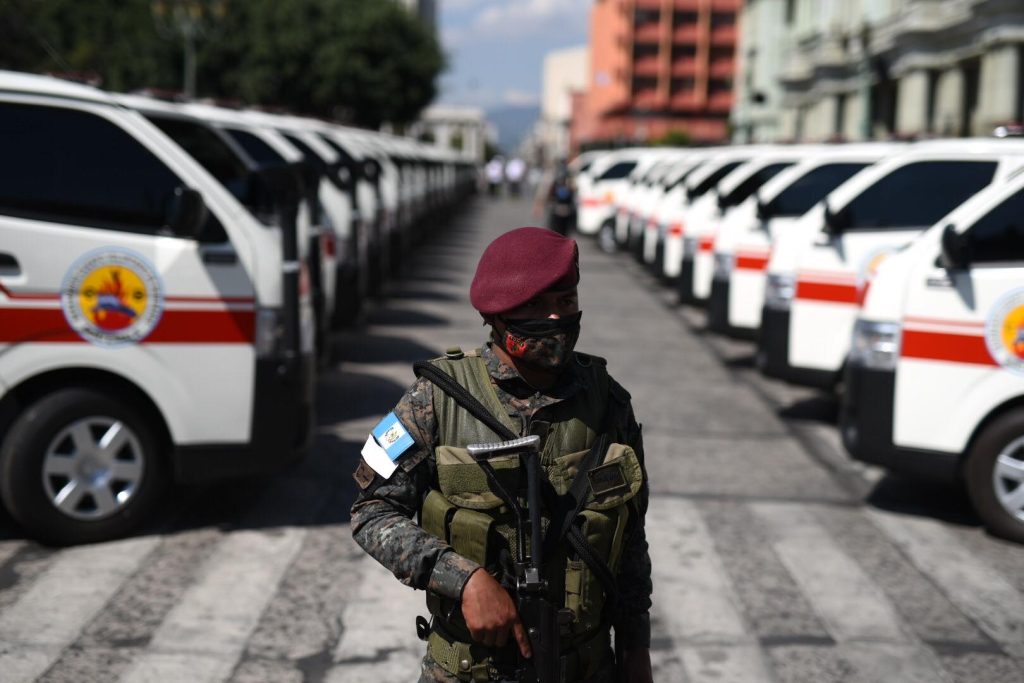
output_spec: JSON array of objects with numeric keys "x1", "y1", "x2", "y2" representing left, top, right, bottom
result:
[
  {"x1": 533, "y1": 160, "x2": 577, "y2": 236},
  {"x1": 505, "y1": 156, "x2": 527, "y2": 196},
  {"x1": 485, "y1": 156, "x2": 505, "y2": 196},
  {"x1": 350, "y1": 227, "x2": 653, "y2": 682}
]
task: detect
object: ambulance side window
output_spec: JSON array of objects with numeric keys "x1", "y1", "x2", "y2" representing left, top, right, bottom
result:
[
  {"x1": 965, "y1": 188, "x2": 1024, "y2": 263},
  {"x1": 0, "y1": 102, "x2": 189, "y2": 236},
  {"x1": 770, "y1": 162, "x2": 867, "y2": 217},
  {"x1": 843, "y1": 161, "x2": 996, "y2": 229},
  {"x1": 596, "y1": 162, "x2": 637, "y2": 181}
]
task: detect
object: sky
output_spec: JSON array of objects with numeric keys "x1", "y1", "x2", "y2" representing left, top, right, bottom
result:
[{"x1": 437, "y1": 0, "x2": 592, "y2": 111}]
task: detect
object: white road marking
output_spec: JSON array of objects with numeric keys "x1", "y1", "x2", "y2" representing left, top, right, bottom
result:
[
  {"x1": 120, "y1": 528, "x2": 304, "y2": 683},
  {"x1": 869, "y1": 509, "x2": 1024, "y2": 659},
  {"x1": 0, "y1": 536, "x2": 159, "y2": 683},
  {"x1": 648, "y1": 497, "x2": 771, "y2": 682},
  {"x1": 752, "y1": 502, "x2": 949, "y2": 681}
]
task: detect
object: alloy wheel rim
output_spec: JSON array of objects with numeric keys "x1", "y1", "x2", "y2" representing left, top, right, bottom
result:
[
  {"x1": 42, "y1": 417, "x2": 145, "y2": 521},
  {"x1": 993, "y1": 435, "x2": 1024, "y2": 523}
]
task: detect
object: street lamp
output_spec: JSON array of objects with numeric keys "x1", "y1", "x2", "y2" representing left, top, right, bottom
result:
[{"x1": 151, "y1": 0, "x2": 228, "y2": 99}]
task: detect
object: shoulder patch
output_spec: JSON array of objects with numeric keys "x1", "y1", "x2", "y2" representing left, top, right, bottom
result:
[{"x1": 361, "y1": 412, "x2": 416, "y2": 479}]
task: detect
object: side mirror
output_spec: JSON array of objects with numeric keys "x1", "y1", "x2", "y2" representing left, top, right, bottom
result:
[
  {"x1": 166, "y1": 187, "x2": 207, "y2": 238},
  {"x1": 716, "y1": 190, "x2": 728, "y2": 211},
  {"x1": 686, "y1": 187, "x2": 697, "y2": 202},
  {"x1": 822, "y1": 202, "x2": 850, "y2": 236},
  {"x1": 756, "y1": 198, "x2": 773, "y2": 221},
  {"x1": 940, "y1": 223, "x2": 969, "y2": 270}
]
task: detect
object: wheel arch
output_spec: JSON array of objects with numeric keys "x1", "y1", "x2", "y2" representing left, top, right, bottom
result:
[
  {"x1": 958, "y1": 394, "x2": 1024, "y2": 477},
  {"x1": 0, "y1": 368, "x2": 172, "y2": 454}
]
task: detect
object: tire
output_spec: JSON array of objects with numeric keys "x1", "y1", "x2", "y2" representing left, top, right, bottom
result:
[
  {"x1": 598, "y1": 221, "x2": 617, "y2": 254},
  {"x1": 0, "y1": 389, "x2": 165, "y2": 546},
  {"x1": 964, "y1": 409, "x2": 1024, "y2": 543}
]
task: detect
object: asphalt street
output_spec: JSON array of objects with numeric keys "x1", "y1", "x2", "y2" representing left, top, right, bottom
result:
[{"x1": 0, "y1": 194, "x2": 1022, "y2": 682}]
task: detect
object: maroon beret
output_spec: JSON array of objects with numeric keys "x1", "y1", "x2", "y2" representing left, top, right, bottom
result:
[{"x1": 470, "y1": 227, "x2": 580, "y2": 314}]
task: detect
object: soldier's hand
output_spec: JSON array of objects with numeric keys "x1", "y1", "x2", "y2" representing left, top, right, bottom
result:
[{"x1": 460, "y1": 568, "x2": 532, "y2": 659}]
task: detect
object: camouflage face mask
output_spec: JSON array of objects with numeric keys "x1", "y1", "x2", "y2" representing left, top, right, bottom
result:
[{"x1": 495, "y1": 311, "x2": 582, "y2": 372}]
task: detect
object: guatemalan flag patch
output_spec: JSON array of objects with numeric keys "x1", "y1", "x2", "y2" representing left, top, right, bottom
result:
[{"x1": 361, "y1": 412, "x2": 415, "y2": 479}]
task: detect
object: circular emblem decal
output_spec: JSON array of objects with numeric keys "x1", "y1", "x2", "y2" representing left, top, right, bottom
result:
[
  {"x1": 985, "y1": 288, "x2": 1024, "y2": 373},
  {"x1": 61, "y1": 250, "x2": 164, "y2": 347},
  {"x1": 856, "y1": 247, "x2": 896, "y2": 288}
]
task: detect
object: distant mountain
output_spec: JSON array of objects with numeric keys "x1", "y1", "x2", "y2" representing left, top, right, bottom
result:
[{"x1": 486, "y1": 105, "x2": 540, "y2": 155}]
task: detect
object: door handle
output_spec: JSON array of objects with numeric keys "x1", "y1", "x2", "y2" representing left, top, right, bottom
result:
[{"x1": 0, "y1": 252, "x2": 20, "y2": 276}]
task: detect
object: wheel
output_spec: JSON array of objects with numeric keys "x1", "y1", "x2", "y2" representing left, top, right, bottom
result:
[
  {"x1": 964, "y1": 409, "x2": 1024, "y2": 543},
  {"x1": 598, "y1": 221, "x2": 617, "y2": 254},
  {"x1": 0, "y1": 389, "x2": 165, "y2": 546}
]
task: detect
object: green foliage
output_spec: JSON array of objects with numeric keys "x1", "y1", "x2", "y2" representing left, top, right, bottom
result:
[
  {"x1": 650, "y1": 128, "x2": 692, "y2": 147},
  {"x1": 0, "y1": 0, "x2": 445, "y2": 127}
]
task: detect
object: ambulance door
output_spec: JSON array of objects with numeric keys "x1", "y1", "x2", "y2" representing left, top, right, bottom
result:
[
  {"x1": 896, "y1": 187, "x2": 1024, "y2": 454},
  {"x1": 790, "y1": 159, "x2": 997, "y2": 375},
  {"x1": 0, "y1": 99, "x2": 256, "y2": 542}
]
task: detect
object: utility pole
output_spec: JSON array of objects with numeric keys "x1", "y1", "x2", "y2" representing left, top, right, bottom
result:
[{"x1": 152, "y1": 1, "x2": 228, "y2": 99}]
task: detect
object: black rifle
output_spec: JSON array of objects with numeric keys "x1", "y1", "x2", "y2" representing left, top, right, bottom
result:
[{"x1": 467, "y1": 436, "x2": 560, "y2": 683}]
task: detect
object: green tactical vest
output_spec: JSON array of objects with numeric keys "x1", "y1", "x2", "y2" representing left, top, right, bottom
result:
[{"x1": 419, "y1": 349, "x2": 643, "y2": 681}]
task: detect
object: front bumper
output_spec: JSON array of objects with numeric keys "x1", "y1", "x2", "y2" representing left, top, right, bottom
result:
[
  {"x1": 840, "y1": 363, "x2": 958, "y2": 483},
  {"x1": 758, "y1": 306, "x2": 837, "y2": 388},
  {"x1": 173, "y1": 353, "x2": 316, "y2": 483}
]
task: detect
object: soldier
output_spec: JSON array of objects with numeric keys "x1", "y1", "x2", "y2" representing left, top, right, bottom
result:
[{"x1": 351, "y1": 227, "x2": 653, "y2": 682}]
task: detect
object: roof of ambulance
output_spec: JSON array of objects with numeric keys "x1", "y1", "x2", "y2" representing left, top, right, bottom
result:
[{"x1": 0, "y1": 70, "x2": 115, "y2": 105}]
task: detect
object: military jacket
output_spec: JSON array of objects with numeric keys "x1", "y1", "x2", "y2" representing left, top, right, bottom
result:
[{"x1": 350, "y1": 343, "x2": 652, "y2": 649}]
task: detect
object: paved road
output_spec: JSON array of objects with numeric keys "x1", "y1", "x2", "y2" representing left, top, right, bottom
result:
[{"x1": 0, "y1": 195, "x2": 1022, "y2": 683}]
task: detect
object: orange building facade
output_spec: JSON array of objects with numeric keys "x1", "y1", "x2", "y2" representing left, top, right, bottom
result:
[{"x1": 571, "y1": 0, "x2": 739, "y2": 153}]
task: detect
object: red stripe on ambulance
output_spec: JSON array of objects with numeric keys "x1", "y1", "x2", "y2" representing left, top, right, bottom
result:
[
  {"x1": 0, "y1": 308, "x2": 255, "y2": 344},
  {"x1": 795, "y1": 279, "x2": 859, "y2": 304},
  {"x1": 901, "y1": 329, "x2": 996, "y2": 366}
]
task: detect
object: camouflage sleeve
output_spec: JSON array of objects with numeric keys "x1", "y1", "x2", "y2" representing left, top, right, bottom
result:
[
  {"x1": 613, "y1": 400, "x2": 652, "y2": 650},
  {"x1": 350, "y1": 376, "x2": 482, "y2": 600}
]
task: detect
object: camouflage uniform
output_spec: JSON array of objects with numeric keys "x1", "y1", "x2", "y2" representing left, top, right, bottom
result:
[{"x1": 351, "y1": 343, "x2": 652, "y2": 681}]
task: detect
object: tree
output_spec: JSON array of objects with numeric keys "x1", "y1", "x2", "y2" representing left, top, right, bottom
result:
[{"x1": 0, "y1": 0, "x2": 445, "y2": 128}]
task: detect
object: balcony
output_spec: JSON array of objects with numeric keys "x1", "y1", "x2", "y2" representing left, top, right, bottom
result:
[
  {"x1": 673, "y1": 24, "x2": 699, "y2": 44},
  {"x1": 634, "y1": 22, "x2": 663, "y2": 45},
  {"x1": 633, "y1": 91, "x2": 662, "y2": 110},
  {"x1": 710, "y1": 24, "x2": 736, "y2": 45},
  {"x1": 635, "y1": 0, "x2": 662, "y2": 10},
  {"x1": 633, "y1": 56, "x2": 662, "y2": 78},
  {"x1": 671, "y1": 58, "x2": 697, "y2": 77},
  {"x1": 710, "y1": 0, "x2": 740, "y2": 10},
  {"x1": 708, "y1": 91, "x2": 733, "y2": 112},
  {"x1": 672, "y1": 0, "x2": 700, "y2": 10},
  {"x1": 709, "y1": 58, "x2": 735, "y2": 78},
  {"x1": 670, "y1": 93, "x2": 700, "y2": 111}
]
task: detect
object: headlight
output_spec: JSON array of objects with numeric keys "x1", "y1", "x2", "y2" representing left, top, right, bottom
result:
[
  {"x1": 713, "y1": 253, "x2": 734, "y2": 280},
  {"x1": 849, "y1": 319, "x2": 902, "y2": 370},
  {"x1": 764, "y1": 273, "x2": 795, "y2": 310},
  {"x1": 255, "y1": 307, "x2": 285, "y2": 358},
  {"x1": 683, "y1": 236, "x2": 699, "y2": 257}
]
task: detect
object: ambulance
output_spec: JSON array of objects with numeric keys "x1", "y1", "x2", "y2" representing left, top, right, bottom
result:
[
  {"x1": 645, "y1": 152, "x2": 716, "y2": 281},
  {"x1": 0, "y1": 72, "x2": 315, "y2": 544},
  {"x1": 619, "y1": 152, "x2": 683, "y2": 258},
  {"x1": 663, "y1": 149, "x2": 759, "y2": 300},
  {"x1": 575, "y1": 148, "x2": 646, "y2": 237},
  {"x1": 706, "y1": 144, "x2": 900, "y2": 337},
  {"x1": 760, "y1": 139, "x2": 1024, "y2": 388},
  {"x1": 841, "y1": 173, "x2": 1024, "y2": 542},
  {"x1": 677, "y1": 146, "x2": 797, "y2": 306},
  {"x1": 640, "y1": 153, "x2": 706, "y2": 273}
]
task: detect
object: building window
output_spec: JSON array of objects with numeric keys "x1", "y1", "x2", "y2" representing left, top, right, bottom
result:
[
  {"x1": 710, "y1": 12, "x2": 735, "y2": 27},
  {"x1": 785, "y1": 0, "x2": 796, "y2": 25}
]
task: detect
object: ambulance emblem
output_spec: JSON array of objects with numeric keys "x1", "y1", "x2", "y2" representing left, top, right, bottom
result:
[
  {"x1": 856, "y1": 247, "x2": 897, "y2": 305},
  {"x1": 985, "y1": 288, "x2": 1024, "y2": 373},
  {"x1": 61, "y1": 250, "x2": 164, "y2": 347}
]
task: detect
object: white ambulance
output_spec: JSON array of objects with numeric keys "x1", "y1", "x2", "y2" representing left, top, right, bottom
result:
[
  {"x1": 760, "y1": 139, "x2": 1024, "y2": 388},
  {"x1": 646, "y1": 152, "x2": 717, "y2": 281},
  {"x1": 677, "y1": 146, "x2": 797, "y2": 305},
  {"x1": 706, "y1": 144, "x2": 900, "y2": 337},
  {"x1": 0, "y1": 72, "x2": 315, "y2": 544},
  {"x1": 664, "y1": 149, "x2": 759, "y2": 300},
  {"x1": 620, "y1": 152, "x2": 684, "y2": 258},
  {"x1": 640, "y1": 154, "x2": 706, "y2": 272},
  {"x1": 576, "y1": 148, "x2": 645, "y2": 237},
  {"x1": 841, "y1": 174, "x2": 1024, "y2": 542}
]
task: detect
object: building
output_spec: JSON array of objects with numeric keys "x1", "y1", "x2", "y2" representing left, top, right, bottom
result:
[
  {"x1": 534, "y1": 46, "x2": 590, "y2": 164},
  {"x1": 397, "y1": 0, "x2": 437, "y2": 33},
  {"x1": 571, "y1": 0, "x2": 740, "y2": 153},
  {"x1": 406, "y1": 105, "x2": 487, "y2": 162},
  {"x1": 733, "y1": 0, "x2": 1024, "y2": 143}
]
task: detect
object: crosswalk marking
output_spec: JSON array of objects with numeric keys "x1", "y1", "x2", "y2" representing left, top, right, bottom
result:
[
  {"x1": 752, "y1": 502, "x2": 952, "y2": 681},
  {"x1": 0, "y1": 536, "x2": 159, "y2": 683},
  {"x1": 120, "y1": 528, "x2": 305, "y2": 683},
  {"x1": 648, "y1": 497, "x2": 772, "y2": 682},
  {"x1": 752, "y1": 502, "x2": 909, "y2": 643},
  {"x1": 869, "y1": 509, "x2": 1024, "y2": 660},
  {"x1": 327, "y1": 550, "x2": 424, "y2": 683}
]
